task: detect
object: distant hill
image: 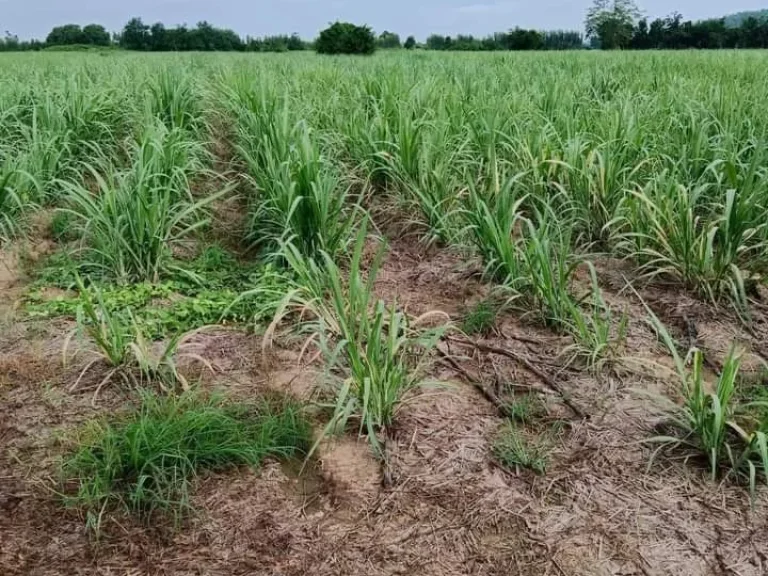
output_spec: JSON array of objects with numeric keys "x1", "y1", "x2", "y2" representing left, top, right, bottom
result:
[{"x1": 724, "y1": 10, "x2": 768, "y2": 27}]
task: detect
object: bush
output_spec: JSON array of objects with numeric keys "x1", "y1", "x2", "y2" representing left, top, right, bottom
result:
[{"x1": 315, "y1": 22, "x2": 376, "y2": 55}]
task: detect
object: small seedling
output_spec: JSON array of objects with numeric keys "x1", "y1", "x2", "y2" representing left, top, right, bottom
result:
[
  {"x1": 492, "y1": 423, "x2": 549, "y2": 474},
  {"x1": 502, "y1": 393, "x2": 546, "y2": 424}
]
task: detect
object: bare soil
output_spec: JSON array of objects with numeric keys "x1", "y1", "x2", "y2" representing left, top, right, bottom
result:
[{"x1": 2, "y1": 233, "x2": 768, "y2": 576}]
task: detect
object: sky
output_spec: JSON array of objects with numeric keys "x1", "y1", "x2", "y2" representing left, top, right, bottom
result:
[{"x1": 2, "y1": 0, "x2": 767, "y2": 41}]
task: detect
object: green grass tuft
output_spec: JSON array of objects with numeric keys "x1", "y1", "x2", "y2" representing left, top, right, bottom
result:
[
  {"x1": 502, "y1": 393, "x2": 547, "y2": 424},
  {"x1": 460, "y1": 298, "x2": 500, "y2": 336},
  {"x1": 61, "y1": 390, "x2": 311, "y2": 535},
  {"x1": 492, "y1": 423, "x2": 549, "y2": 474}
]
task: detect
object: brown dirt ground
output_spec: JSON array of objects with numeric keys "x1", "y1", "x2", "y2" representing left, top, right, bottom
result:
[{"x1": 2, "y1": 234, "x2": 768, "y2": 576}]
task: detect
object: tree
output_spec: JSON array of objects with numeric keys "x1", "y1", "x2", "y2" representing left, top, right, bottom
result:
[
  {"x1": 585, "y1": 0, "x2": 641, "y2": 49},
  {"x1": 120, "y1": 17, "x2": 150, "y2": 50},
  {"x1": 631, "y1": 18, "x2": 650, "y2": 48},
  {"x1": 404, "y1": 35, "x2": 416, "y2": 49},
  {"x1": 46, "y1": 24, "x2": 84, "y2": 46},
  {"x1": 505, "y1": 28, "x2": 544, "y2": 50},
  {"x1": 286, "y1": 33, "x2": 305, "y2": 50},
  {"x1": 315, "y1": 22, "x2": 375, "y2": 55},
  {"x1": 149, "y1": 22, "x2": 169, "y2": 51},
  {"x1": 542, "y1": 30, "x2": 584, "y2": 49},
  {"x1": 426, "y1": 34, "x2": 450, "y2": 50},
  {"x1": 377, "y1": 30, "x2": 401, "y2": 49},
  {"x1": 82, "y1": 24, "x2": 110, "y2": 46}
]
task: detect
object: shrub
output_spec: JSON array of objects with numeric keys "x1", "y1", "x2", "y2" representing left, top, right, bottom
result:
[{"x1": 315, "y1": 22, "x2": 376, "y2": 55}]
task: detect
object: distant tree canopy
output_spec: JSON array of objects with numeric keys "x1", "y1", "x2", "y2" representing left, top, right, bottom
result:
[
  {"x1": 82, "y1": 24, "x2": 112, "y2": 46},
  {"x1": 45, "y1": 23, "x2": 110, "y2": 47},
  {"x1": 425, "y1": 29, "x2": 583, "y2": 51},
  {"x1": 315, "y1": 22, "x2": 376, "y2": 55},
  {"x1": 245, "y1": 34, "x2": 306, "y2": 52},
  {"x1": 724, "y1": 10, "x2": 768, "y2": 28},
  {"x1": 377, "y1": 31, "x2": 401, "y2": 49},
  {"x1": 584, "y1": 2, "x2": 768, "y2": 49},
  {"x1": 119, "y1": 18, "x2": 150, "y2": 50},
  {"x1": 2, "y1": 7, "x2": 768, "y2": 53},
  {"x1": 0, "y1": 32, "x2": 44, "y2": 52},
  {"x1": 630, "y1": 13, "x2": 768, "y2": 49},
  {"x1": 119, "y1": 18, "x2": 246, "y2": 51}
]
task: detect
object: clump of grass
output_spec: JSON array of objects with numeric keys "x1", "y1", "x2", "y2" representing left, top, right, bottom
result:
[
  {"x1": 61, "y1": 390, "x2": 311, "y2": 535},
  {"x1": 49, "y1": 210, "x2": 77, "y2": 243},
  {"x1": 463, "y1": 181, "x2": 622, "y2": 370},
  {"x1": 61, "y1": 124, "x2": 221, "y2": 284},
  {"x1": 502, "y1": 393, "x2": 547, "y2": 424},
  {"x1": 492, "y1": 423, "x2": 549, "y2": 474},
  {"x1": 735, "y1": 368, "x2": 768, "y2": 426},
  {"x1": 643, "y1": 299, "x2": 768, "y2": 494},
  {"x1": 65, "y1": 278, "x2": 133, "y2": 384},
  {"x1": 460, "y1": 298, "x2": 501, "y2": 336},
  {"x1": 616, "y1": 179, "x2": 768, "y2": 319},
  {"x1": 227, "y1": 85, "x2": 359, "y2": 261},
  {"x1": 562, "y1": 266, "x2": 628, "y2": 371},
  {"x1": 462, "y1": 174, "x2": 528, "y2": 286},
  {"x1": 147, "y1": 68, "x2": 202, "y2": 134}
]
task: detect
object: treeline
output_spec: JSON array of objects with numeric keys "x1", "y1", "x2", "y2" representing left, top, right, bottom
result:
[
  {"x1": 0, "y1": 19, "x2": 310, "y2": 53},
  {"x1": 426, "y1": 29, "x2": 584, "y2": 51},
  {"x1": 2, "y1": 9, "x2": 768, "y2": 53},
  {"x1": 630, "y1": 14, "x2": 768, "y2": 49},
  {"x1": 0, "y1": 35, "x2": 43, "y2": 52},
  {"x1": 119, "y1": 19, "x2": 308, "y2": 51},
  {"x1": 0, "y1": 24, "x2": 112, "y2": 51}
]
